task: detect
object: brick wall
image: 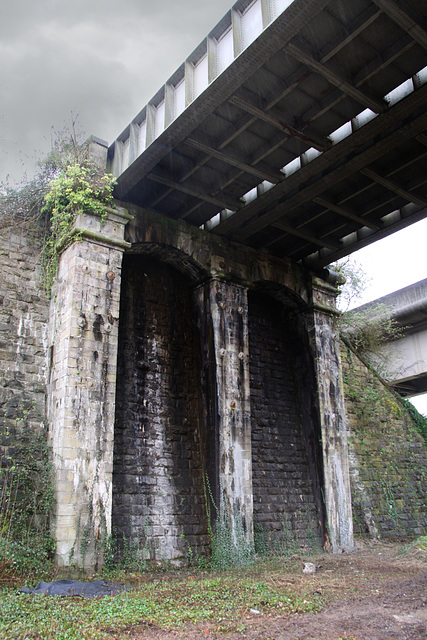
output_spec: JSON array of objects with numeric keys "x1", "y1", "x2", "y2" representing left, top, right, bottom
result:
[
  {"x1": 248, "y1": 291, "x2": 322, "y2": 549},
  {"x1": 2, "y1": 220, "x2": 426, "y2": 562},
  {"x1": 112, "y1": 255, "x2": 210, "y2": 562},
  {"x1": 0, "y1": 225, "x2": 49, "y2": 465}
]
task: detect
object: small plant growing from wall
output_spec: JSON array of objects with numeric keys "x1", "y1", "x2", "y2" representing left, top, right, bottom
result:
[
  {"x1": 0, "y1": 123, "x2": 116, "y2": 295},
  {"x1": 333, "y1": 259, "x2": 404, "y2": 355},
  {"x1": 204, "y1": 476, "x2": 254, "y2": 569},
  {"x1": 41, "y1": 140, "x2": 116, "y2": 294}
]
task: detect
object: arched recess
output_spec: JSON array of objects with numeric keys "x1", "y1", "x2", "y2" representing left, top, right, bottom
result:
[
  {"x1": 112, "y1": 249, "x2": 210, "y2": 563},
  {"x1": 248, "y1": 283, "x2": 325, "y2": 551}
]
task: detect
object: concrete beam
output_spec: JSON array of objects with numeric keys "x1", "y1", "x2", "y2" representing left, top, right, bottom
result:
[{"x1": 350, "y1": 279, "x2": 427, "y2": 396}]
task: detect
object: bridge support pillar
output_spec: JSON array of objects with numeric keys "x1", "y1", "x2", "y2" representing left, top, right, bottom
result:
[
  {"x1": 47, "y1": 206, "x2": 132, "y2": 566},
  {"x1": 308, "y1": 277, "x2": 354, "y2": 552},
  {"x1": 195, "y1": 279, "x2": 254, "y2": 554}
]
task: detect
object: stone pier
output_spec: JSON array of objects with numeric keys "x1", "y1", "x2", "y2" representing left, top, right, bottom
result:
[
  {"x1": 195, "y1": 279, "x2": 253, "y2": 549},
  {"x1": 307, "y1": 277, "x2": 354, "y2": 552},
  {"x1": 47, "y1": 206, "x2": 131, "y2": 566}
]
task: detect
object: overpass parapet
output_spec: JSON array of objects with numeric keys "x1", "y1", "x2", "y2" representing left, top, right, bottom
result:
[
  {"x1": 350, "y1": 279, "x2": 427, "y2": 397},
  {"x1": 352, "y1": 279, "x2": 427, "y2": 334}
]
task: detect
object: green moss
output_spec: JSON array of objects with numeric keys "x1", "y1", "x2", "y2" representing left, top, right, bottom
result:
[
  {"x1": 342, "y1": 341, "x2": 427, "y2": 538},
  {"x1": 399, "y1": 398, "x2": 427, "y2": 446}
]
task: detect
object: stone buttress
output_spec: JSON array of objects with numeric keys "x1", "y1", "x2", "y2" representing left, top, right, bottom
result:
[
  {"x1": 195, "y1": 279, "x2": 253, "y2": 549},
  {"x1": 306, "y1": 276, "x2": 354, "y2": 552},
  {"x1": 47, "y1": 206, "x2": 132, "y2": 566}
]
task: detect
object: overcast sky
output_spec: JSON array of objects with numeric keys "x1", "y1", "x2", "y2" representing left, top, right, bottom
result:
[
  {"x1": 348, "y1": 220, "x2": 427, "y2": 414},
  {"x1": 2, "y1": 0, "x2": 426, "y2": 409},
  {"x1": 0, "y1": 0, "x2": 232, "y2": 180}
]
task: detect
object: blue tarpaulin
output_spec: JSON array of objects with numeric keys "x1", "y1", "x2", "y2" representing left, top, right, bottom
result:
[{"x1": 21, "y1": 579, "x2": 128, "y2": 598}]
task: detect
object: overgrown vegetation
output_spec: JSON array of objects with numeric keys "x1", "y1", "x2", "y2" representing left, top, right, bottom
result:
[
  {"x1": 334, "y1": 258, "x2": 427, "y2": 442},
  {"x1": 399, "y1": 397, "x2": 427, "y2": 446},
  {"x1": 0, "y1": 427, "x2": 55, "y2": 583},
  {"x1": 204, "y1": 477, "x2": 255, "y2": 570},
  {"x1": 0, "y1": 124, "x2": 116, "y2": 294},
  {"x1": 342, "y1": 334, "x2": 427, "y2": 537},
  {"x1": 0, "y1": 558, "x2": 323, "y2": 639},
  {"x1": 1, "y1": 539, "x2": 425, "y2": 640},
  {"x1": 0, "y1": 125, "x2": 117, "y2": 585},
  {"x1": 1, "y1": 126, "x2": 86, "y2": 233},
  {"x1": 335, "y1": 258, "x2": 427, "y2": 537},
  {"x1": 254, "y1": 506, "x2": 321, "y2": 558},
  {"x1": 333, "y1": 259, "x2": 404, "y2": 369},
  {"x1": 332, "y1": 258, "x2": 370, "y2": 312},
  {"x1": 41, "y1": 157, "x2": 116, "y2": 293}
]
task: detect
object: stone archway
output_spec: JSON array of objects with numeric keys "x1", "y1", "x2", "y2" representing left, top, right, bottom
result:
[
  {"x1": 248, "y1": 288, "x2": 325, "y2": 551},
  {"x1": 112, "y1": 254, "x2": 210, "y2": 563},
  {"x1": 47, "y1": 204, "x2": 353, "y2": 568}
]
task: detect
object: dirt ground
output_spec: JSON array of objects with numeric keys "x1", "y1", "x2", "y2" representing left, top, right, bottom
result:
[{"x1": 122, "y1": 540, "x2": 427, "y2": 640}]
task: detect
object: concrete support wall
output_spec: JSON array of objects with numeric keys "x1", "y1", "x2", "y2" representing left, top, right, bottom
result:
[
  {"x1": 47, "y1": 207, "x2": 131, "y2": 566},
  {"x1": 307, "y1": 278, "x2": 354, "y2": 552},
  {"x1": 195, "y1": 279, "x2": 254, "y2": 549}
]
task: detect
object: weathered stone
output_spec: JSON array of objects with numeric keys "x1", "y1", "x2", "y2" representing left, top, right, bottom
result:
[
  {"x1": 46, "y1": 206, "x2": 132, "y2": 567},
  {"x1": 112, "y1": 256, "x2": 210, "y2": 561},
  {"x1": 1, "y1": 203, "x2": 426, "y2": 569},
  {"x1": 305, "y1": 278, "x2": 354, "y2": 552},
  {"x1": 343, "y1": 345, "x2": 427, "y2": 539},
  {"x1": 196, "y1": 278, "x2": 253, "y2": 550}
]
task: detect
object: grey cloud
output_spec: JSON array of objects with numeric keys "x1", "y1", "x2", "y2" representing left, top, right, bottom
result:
[{"x1": 1, "y1": 0, "x2": 232, "y2": 181}]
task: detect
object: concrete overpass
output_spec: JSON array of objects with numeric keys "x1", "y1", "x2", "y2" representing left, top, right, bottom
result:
[
  {"x1": 106, "y1": 0, "x2": 427, "y2": 271},
  {"x1": 351, "y1": 279, "x2": 427, "y2": 397}
]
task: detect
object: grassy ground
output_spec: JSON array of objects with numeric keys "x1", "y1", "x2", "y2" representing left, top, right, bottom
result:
[
  {"x1": 0, "y1": 553, "x2": 326, "y2": 639},
  {"x1": 0, "y1": 539, "x2": 426, "y2": 640}
]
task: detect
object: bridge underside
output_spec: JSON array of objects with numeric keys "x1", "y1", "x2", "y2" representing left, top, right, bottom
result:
[
  {"x1": 392, "y1": 373, "x2": 427, "y2": 397},
  {"x1": 352, "y1": 279, "x2": 427, "y2": 398},
  {"x1": 110, "y1": 0, "x2": 427, "y2": 270},
  {"x1": 45, "y1": 0, "x2": 427, "y2": 566}
]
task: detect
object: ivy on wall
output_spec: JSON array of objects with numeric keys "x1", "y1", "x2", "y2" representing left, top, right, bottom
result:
[
  {"x1": 1, "y1": 126, "x2": 116, "y2": 296},
  {"x1": 41, "y1": 162, "x2": 116, "y2": 293},
  {"x1": 399, "y1": 397, "x2": 427, "y2": 445},
  {"x1": 342, "y1": 340, "x2": 427, "y2": 538}
]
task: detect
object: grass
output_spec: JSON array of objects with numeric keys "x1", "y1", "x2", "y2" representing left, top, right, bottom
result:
[
  {"x1": 398, "y1": 535, "x2": 427, "y2": 559},
  {"x1": 0, "y1": 558, "x2": 324, "y2": 639},
  {"x1": 2, "y1": 538, "x2": 425, "y2": 639}
]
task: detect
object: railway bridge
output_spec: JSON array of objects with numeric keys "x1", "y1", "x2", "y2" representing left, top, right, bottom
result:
[{"x1": 44, "y1": 0, "x2": 427, "y2": 565}]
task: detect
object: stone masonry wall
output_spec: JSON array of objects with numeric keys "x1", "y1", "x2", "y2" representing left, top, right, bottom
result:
[
  {"x1": 2, "y1": 209, "x2": 426, "y2": 564},
  {"x1": 112, "y1": 255, "x2": 210, "y2": 563},
  {"x1": 0, "y1": 225, "x2": 49, "y2": 469},
  {"x1": 46, "y1": 207, "x2": 128, "y2": 566},
  {"x1": 248, "y1": 291, "x2": 322, "y2": 550},
  {"x1": 342, "y1": 343, "x2": 427, "y2": 538}
]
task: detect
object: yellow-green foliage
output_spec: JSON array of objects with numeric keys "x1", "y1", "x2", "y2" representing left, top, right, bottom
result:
[
  {"x1": 42, "y1": 163, "x2": 116, "y2": 221},
  {"x1": 41, "y1": 162, "x2": 116, "y2": 293}
]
